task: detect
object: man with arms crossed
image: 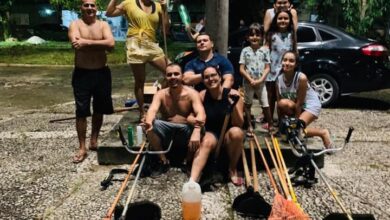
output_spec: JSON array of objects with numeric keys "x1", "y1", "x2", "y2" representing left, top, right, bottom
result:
[
  {"x1": 68, "y1": 0, "x2": 115, "y2": 163},
  {"x1": 144, "y1": 63, "x2": 206, "y2": 177}
]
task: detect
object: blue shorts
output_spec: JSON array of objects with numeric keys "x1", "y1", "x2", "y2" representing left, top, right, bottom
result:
[{"x1": 72, "y1": 66, "x2": 114, "y2": 118}]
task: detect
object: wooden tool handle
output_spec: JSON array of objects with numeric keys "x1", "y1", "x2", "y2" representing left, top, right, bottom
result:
[
  {"x1": 250, "y1": 140, "x2": 259, "y2": 192},
  {"x1": 242, "y1": 149, "x2": 252, "y2": 187}
]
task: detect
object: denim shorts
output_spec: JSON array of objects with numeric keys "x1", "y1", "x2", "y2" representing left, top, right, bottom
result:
[{"x1": 152, "y1": 120, "x2": 194, "y2": 149}]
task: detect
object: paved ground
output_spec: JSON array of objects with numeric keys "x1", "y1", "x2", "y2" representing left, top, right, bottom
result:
[{"x1": 0, "y1": 96, "x2": 389, "y2": 220}]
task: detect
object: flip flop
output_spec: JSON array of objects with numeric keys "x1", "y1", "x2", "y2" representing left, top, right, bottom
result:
[
  {"x1": 255, "y1": 115, "x2": 264, "y2": 123},
  {"x1": 231, "y1": 176, "x2": 245, "y2": 186},
  {"x1": 73, "y1": 152, "x2": 87, "y2": 163},
  {"x1": 261, "y1": 123, "x2": 269, "y2": 130},
  {"x1": 246, "y1": 131, "x2": 254, "y2": 137}
]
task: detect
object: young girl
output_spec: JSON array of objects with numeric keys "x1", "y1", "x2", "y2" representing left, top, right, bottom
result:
[
  {"x1": 239, "y1": 23, "x2": 273, "y2": 132},
  {"x1": 276, "y1": 51, "x2": 332, "y2": 149},
  {"x1": 266, "y1": 9, "x2": 297, "y2": 125}
]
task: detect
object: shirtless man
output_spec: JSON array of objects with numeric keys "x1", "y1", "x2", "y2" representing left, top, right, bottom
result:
[
  {"x1": 144, "y1": 63, "x2": 206, "y2": 177},
  {"x1": 68, "y1": 0, "x2": 115, "y2": 163}
]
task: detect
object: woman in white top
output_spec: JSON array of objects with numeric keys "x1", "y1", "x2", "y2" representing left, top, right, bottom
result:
[{"x1": 276, "y1": 51, "x2": 333, "y2": 149}]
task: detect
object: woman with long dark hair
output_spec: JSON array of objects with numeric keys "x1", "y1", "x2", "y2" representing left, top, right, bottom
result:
[
  {"x1": 189, "y1": 66, "x2": 245, "y2": 185},
  {"x1": 276, "y1": 51, "x2": 333, "y2": 149},
  {"x1": 266, "y1": 9, "x2": 297, "y2": 125}
]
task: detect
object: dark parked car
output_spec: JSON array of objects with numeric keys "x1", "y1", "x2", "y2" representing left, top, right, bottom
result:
[
  {"x1": 33, "y1": 23, "x2": 69, "y2": 41},
  {"x1": 175, "y1": 22, "x2": 390, "y2": 106}
]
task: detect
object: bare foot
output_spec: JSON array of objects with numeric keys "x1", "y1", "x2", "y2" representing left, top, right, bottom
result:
[
  {"x1": 229, "y1": 170, "x2": 244, "y2": 186},
  {"x1": 73, "y1": 150, "x2": 87, "y2": 163},
  {"x1": 89, "y1": 141, "x2": 98, "y2": 151}
]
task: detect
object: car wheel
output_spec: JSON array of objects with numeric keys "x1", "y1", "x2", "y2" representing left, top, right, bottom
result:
[{"x1": 309, "y1": 74, "x2": 339, "y2": 107}]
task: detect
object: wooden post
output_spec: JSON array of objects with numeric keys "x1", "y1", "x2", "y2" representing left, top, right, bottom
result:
[{"x1": 205, "y1": 0, "x2": 229, "y2": 57}]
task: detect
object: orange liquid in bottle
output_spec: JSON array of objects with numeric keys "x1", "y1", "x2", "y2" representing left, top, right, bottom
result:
[{"x1": 182, "y1": 201, "x2": 201, "y2": 220}]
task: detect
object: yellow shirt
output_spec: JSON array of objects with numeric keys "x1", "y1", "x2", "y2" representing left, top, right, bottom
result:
[{"x1": 122, "y1": 0, "x2": 162, "y2": 42}]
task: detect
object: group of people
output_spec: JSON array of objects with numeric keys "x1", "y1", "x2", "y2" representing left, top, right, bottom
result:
[{"x1": 69, "y1": 0, "x2": 332, "y2": 186}]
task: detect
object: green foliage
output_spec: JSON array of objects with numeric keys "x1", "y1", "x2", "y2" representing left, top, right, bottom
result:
[
  {"x1": 306, "y1": 0, "x2": 318, "y2": 8},
  {"x1": 324, "y1": 0, "x2": 390, "y2": 35},
  {"x1": 0, "y1": 0, "x2": 13, "y2": 39},
  {"x1": 49, "y1": 0, "x2": 110, "y2": 11},
  {"x1": 0, "y1": 40, "x2": 192, "y2": 65}
]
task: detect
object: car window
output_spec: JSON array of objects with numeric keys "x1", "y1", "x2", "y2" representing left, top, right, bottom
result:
[
  {"x1": 319, "y1": 29, "x2": 337, "y2": 41},
  {"x1": 297, "y1": 26, "x2": 316, "y2": 43}
]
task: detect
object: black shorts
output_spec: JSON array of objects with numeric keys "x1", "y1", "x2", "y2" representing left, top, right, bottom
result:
[{"x1": 72, "y1": 66, "x2": 114, "y2": 118}]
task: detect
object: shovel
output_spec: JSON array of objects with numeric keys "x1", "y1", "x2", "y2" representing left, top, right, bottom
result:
[
  {"x1": 115, "y1": 151, "x2": 161, "y2": 220},
  {"x1": 103, "y1": 141, "x2": 147, "y2": 220},
  {"x1": 232, "y1": 139, "x2": 271, "y2": 218},
  {"x1": 104, "y1": 127, "x2": 174, "y2": 220}
]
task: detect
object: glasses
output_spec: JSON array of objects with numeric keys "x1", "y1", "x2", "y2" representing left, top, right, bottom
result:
[
  {"x1": 203, "y1": 73, "x2": 219, "y2": 80},
  {"x1": 166, "y1": 72, "x2": 181, "y2": 77},
  {"x1": 83, "y1": 3, "x2": 96, "y2": 8}
]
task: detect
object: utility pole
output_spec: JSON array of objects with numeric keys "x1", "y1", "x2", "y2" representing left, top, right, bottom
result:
[{"x1": 205, "y1": 0, "x2": 229, "y2": 57}]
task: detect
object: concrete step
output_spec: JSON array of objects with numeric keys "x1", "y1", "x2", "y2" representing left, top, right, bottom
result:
[
  {"x1": 97, "y1": 110, "x2": 325, "y2": 219},
  {"x1": 97, "y1": 111, "x2": 324, "y2": 169}
]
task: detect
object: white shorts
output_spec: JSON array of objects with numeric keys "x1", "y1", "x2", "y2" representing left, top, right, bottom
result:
[
  {"x1": 126, "y1": 37, "x2": 165, "y2": 64},
  {"x1": 243, "y1": 81, "x2": 269, "y2": 107}
]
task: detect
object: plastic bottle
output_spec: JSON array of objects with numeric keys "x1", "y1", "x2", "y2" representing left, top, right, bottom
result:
[
  {"x1": 127, "y1": 126, "x2": 134, "y2": 147},
  {"x1": 182, "y1": 180, "x2": 201, "y2": 220},
  {"x1": 136, "y1": 125, "x2": 143, "y2": 146},
  {"x1": 178, "y1": 4, "x2": 191, "y2": 26}
]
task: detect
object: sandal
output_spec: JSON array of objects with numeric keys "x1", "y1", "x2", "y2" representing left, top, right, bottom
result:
[
  {"x1": 231, "y1": 176, "x2": 245, "y2": 186},
  {"x1": 72, "y1": 152, "x2": 87, "y2": 163},
  {"x1": 230, "y1": 176, "x2": 245, "y2": 186},
  {"x1": 255, "y1": 115, "x2": 265, "y2": 123},
  {"x1": 246, "y1": 131, "x2": 254, "y2": 137},
  {"x1": 261, "y1": 123, "x2": 269, "y2": 130}
]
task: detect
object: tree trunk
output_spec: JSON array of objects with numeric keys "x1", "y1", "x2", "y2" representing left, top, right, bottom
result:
[
  {"x1": 1, "y1": 11, "x2": 11, "y2": 40},
  {"x1": 205, "y1": 0, "x2": 229, "y2": 57},
  {"x1": 359, "y1": 0, "x2": 367, "y2": 20}
]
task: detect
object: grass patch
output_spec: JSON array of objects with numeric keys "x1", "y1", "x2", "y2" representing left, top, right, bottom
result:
[{"x1": 0, "y1": 40, "x2": 193, "y2": 65}]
